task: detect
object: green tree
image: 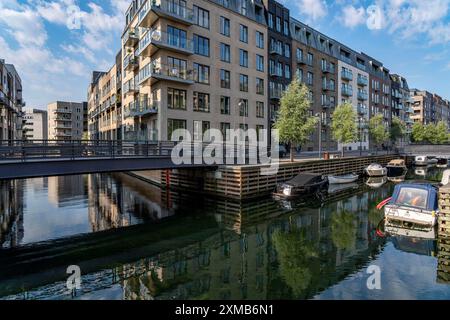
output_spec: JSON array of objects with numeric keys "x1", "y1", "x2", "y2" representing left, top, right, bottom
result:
[
  {"x1": 433, "y1": 121, "x2": 449, "y2": 144},
  {"x1": 331, "y1": 210, "x2": 357, "y2": 251},
  {"x1": 424, "y1": 124, "x2": 436, "y2": 143},
  {"x1": 274, "y1": 76, "x2": 319, "y2": 162},
  {"x1": 369, "y1": 114, "x2": 390, "y2": 153},
  {"x1": 411, "y1": 122, "x2": 426, "y2": 143},
  {"x1": 390, "y1": 116, "x2": 406, "y2": 147},
  {"x1": 330, "y1": 103, "x2": 357, "y2": 157}
]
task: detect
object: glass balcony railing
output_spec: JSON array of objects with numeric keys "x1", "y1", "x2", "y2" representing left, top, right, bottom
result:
[
  {"x1": 124, "y1": 54, "x2": 138, "y2": 70},
  {"x1": 357, "y1": 106, "x2": 368, "y2": 115},
  {"x1": 123, "y1": 81, "x2": 138, "y2": 95},
  {"x1": 322, "y1": 82, "x2": 335, "y2": 91},
  {"x1": 139, "y1": 62, "x2": 194, "y2": 84},
  {"x1": 138, "y1": 29, "x2": 194, "y2": 56},
  {"x1": 357, "y1": 91, "x2": 368, "y2": 100},
  {"x1": 357, "y1": 76, "x2": 368, "y2": 86},
  {"x1": 139, "y1": 0, "x2": 194, "y2": 27},
  {"x1": 322, "y1": 64, "x2": 335, "y2": 74},
  {"x1": 125, "y1": 99, "x2": 159, "y2": 118},
  {"x1": 123, "y1": 28, "x2": 139, "y2": 46},
  {"x1": 341, "y1": 86, "x2": 353, "y2": 96},
  {"x1": 341, "y1": 70, "x2": 353, "y2": 81}
]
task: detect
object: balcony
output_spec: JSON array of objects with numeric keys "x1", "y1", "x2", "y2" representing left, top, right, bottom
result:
[
  {"x1": 322, "y1": 64, "x2": 335, "y2": 74},
  {"x1": 406, "y1": 107, "x2": 414, "y2": 113},
  {"x1": 341, "y1": 70, "x2": 353, "y2": 81},
  {"x1": 321, "y1": 99, "x2": 331, "y2": 108},
  {"x1": 130, "y1": 99, "x2": 160, "y2": 117},
  {"x1": 358, "y1": 122, "x2": 368, "y2": 130},
  {"x1": 270, "y1": 89, "x2": 282, "y2": 100},
  {"x1": 0, "y1": 92, "x2": 6, "y2": 105},
  {"x1": 138, "y1": 0, "x2": 194, "y2": 28},
  {"x1": 123, "y1": 81, "x2": 138, "y2": 96},
  {"x1": 138, "y1": 62, "x2": 194, "y2": 86},
  {"x1": 396, "y1": 103, "x2": 403, "y2": 110},
  {"x1": 124, "y1": 54, "x2": 139, "y2": 71},
  {"x1": 357, "y1": 91, "x2": 368, "y2": 101},
  {"x1": 357, "y1": 106, "x2": 368, "y2": 115},
  {"x1": 123, "y1": 28, "x2": 139, "y2": 47},
  {"x1": 322, "y1": 82, "x2": 335, "y2": 91},
  {"x1": 54, "y1": 122, "x2": 72, "y2": 129},
  {"x1": 405, "y1": 118, "x2": 414, "y2": 124},
  {"x1": 341, "y1": 86, "x2": 353, "y2": 97},
  {"x1": 138, "y1": 29, "x2": 194, "y2": 57},
  {"x1": 357, "y1": 76, "x2": 368, "y2": 86},
  {"x1": 55, "y1": 109, "x2": 72, "y2": 114}
]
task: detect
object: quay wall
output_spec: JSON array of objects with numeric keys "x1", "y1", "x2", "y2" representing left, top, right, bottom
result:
[{"x1": 132, "y1": 154, "x2": 400, "y2": 200}]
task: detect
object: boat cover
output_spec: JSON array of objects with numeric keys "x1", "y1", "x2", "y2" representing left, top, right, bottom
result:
[
  {"x1": 389, "y1": 183, "x2": 438, "y2": 211},
  {"x1": 284, "y1": 173, "x2": 323, "y2": 187}
]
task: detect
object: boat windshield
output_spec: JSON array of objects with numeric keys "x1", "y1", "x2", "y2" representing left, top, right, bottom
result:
[{"x1": 395, "y1": 187, "x2": 428, "y2": 209}]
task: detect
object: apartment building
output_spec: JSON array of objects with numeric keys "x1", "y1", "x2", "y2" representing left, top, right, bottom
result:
[
  {"x1": 22, "y1": 109, "x2": 48, "y2": 140},
  {"x1": 47, "y1": 101, "x2": 87, "y2": 140},
  {"x1": 390, "y1": 75, "x2": 413, "y2": 144},
  {"x1": 88, "y1": 51, "x2": 123, "y2": 141},
  {"x1": 0, "y1": 59, "x2": 24, "y2": 141},
  {"x1": 410, "y1": 90, "x2": 434, "y2": 125},
  {"x1": 290, "y1": 19, "x2": 338, "y2": 152},
  {"x1": 264, "y1": 0, "x2": 292, "y2": 130},
  {"x1": 121, "y1": 0, "x2": 268, "y2": 142}
]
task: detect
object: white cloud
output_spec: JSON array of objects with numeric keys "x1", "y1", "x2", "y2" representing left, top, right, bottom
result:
[
  {"x1": 296, "y1": 0, "x2": 328, "y2": 21},
  {"x1": 341, "y1": 5, "x2": 366, "y2": 28},
  {"x1": 0, "y1": 7, "x2": 47, "y2": 46}
]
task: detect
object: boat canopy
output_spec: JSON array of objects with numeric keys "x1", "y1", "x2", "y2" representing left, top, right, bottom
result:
[
  {"x1": 283, "y1": 173, "x2": 323, "y2": 187},
  {"x1": 388, "y1": 159, "x2": 406, "y2": 166},
  {"x1": 389, "y1": 184, "x2": 438, "y2": 211}
]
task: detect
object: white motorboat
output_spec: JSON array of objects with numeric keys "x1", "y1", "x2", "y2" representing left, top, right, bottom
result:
[
  {"x1": 365, "y1": 163, "x2": 387, "y2": 177},
  {"x1": 415, "y1": 156, "x2": 438, "y2": 166},
  {"x1": 378, "y1": 183, "x2": 439, "y2": 227},
  {"x1": 328, "y1": 173, "x2": 359, "y2": 184}
]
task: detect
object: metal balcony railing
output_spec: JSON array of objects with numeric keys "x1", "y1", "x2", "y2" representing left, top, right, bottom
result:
[{"x1": 138, "y1": 62, "x2": 194, "y2": 84}]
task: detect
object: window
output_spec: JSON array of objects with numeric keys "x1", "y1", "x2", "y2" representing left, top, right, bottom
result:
[
  {"x1": 256, "y1": 125, "x2": 264, "y2": 141},
  {"x1": 239, "y1": 99, "x2": 248, "y2": 117},
  {"x1": 193, "y1": 34, "x2": 209, "y2": 56},
  {"x1": 283, "y1": 20, "x2": 289, "y2": 36},
  {"x1": 256, "y1": 31, "x2": 264, "y2": 49},
  {"x1": 220, "y1": 16, "x2": 230, "y2": 36},
  {"x1": 167, "y1": 56, "x2": 187, "y2": 76},
  {"x1": 256, "y1": 55, "x2": 264, "y2": 72},
  {"x1": 220, "y1": 69, "x2": 230, "y2": 89},
  {"x1": 193, "y1": 6, "x2": 209, "y2": 29},
  {"x1": 239, "y1": 24, "x2": 248, "y2": 43},
  {"x1": 284, "y1": 44, "x2": 290, "y2": 58},
  {"x1": 221, "y1": 122, "x2": 231, "y2": 141},
  {"x1": 239, "y1": 49, "x2": 248, "y2": 67},
  {"x1": 240, "y1": 0, "x2": 247, "y2": 15},
  {"x1": 307, "y1": 72, "x2": 313, "y2": 85},
  {"x1": 167, "y1": 26, "x2": 187, "y2": 49},
  {"x1": 193, "y1": 63, "x2": 210, "y2": 84},
  {"x1": 220, "y1": 43, "x2": 231, "y2": 62},
  {"x1": 193, "y1": 120, "x2": 210, "y2": 141},
  {"x1": 239, "y1": 74, "x2": 248, "y2": 92},
  {"x1": 220, "y1": 96, "x2": 230, "y2": 114},
  {"x1": 285, "y1": 65, "x2": 291, "y2": 79},
  {"x1": 296, "y1": 48, "x2": 303, "y2": 60},
  {"x1": 256, "y1": 78, "x2": 264, "y2": 95},
  {"x1": 168, "y1": 119, "x2": 186, "y2": 140},
  {"x1": 268, "y1": 13, "x2": 274, "y2": 29},
  {"x1": 168, "y1": 88, "x2": 187, "y2": 110},
  {"x1": 276, "y1": 17, "x2": 281, "y2": 32},
  {"x1": 296, "y1": 68, "x2": 303, "y2": 81},
  {"x1": 269, "y1": 59, "x2": 275, "y2": 75},
  {"x1": 256, "y1": 101, "x2": 264, "y2": 118},
  {"x1": 193, "y1": 92, "x2": 210, "y2": 112},
  {"x1": 307, "y1": 53, "x2": 314, "y2": 66}
]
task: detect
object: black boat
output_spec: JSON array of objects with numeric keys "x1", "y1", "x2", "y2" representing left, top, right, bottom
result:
[{"x1": 273, "y1": 172, "x2": 328, "y2": 199}]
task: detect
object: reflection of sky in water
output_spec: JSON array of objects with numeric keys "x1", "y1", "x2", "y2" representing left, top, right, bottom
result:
[
  {"x1": 21, "y1": 180, "x2": 90, "y2": 245},
  {"x1": 315, "y1": 242, "x2": 450, "y2": 300}
]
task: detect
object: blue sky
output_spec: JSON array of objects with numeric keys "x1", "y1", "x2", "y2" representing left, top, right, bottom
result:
[{"x1": 0, "y1": 0, "x2": 449, "y2": 109}]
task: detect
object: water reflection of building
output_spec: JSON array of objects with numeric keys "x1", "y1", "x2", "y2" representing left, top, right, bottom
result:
[
  {"x1": 0, "y1": 180, "x2": 24, "y2": 247},
  {"x1": 87, "y1": 173, "x2": 177, "y2": 232},
  {"x1": 47, "y1": 175, "x2": 87, "y2": 207}
]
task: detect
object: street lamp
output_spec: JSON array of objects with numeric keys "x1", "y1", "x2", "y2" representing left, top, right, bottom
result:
[{"x1": 315, "y1": 113, "x2": 322, "y2": 159}]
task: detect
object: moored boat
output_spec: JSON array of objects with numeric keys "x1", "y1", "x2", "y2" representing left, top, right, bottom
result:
[
  {"x1": 387, "y1": 159, "x2": 407, "y2": 177},
  {"x1": 328, "y1": 173, "x2": 359, "y2": 184},
  {"x1": 273, "y1": 172, "x2": 328, "y2": 199},
  {"x1": 437, "y1": 158, "x2": 449, "y2": 168},
  {"x1": 415, "y1": 156, "x2": 438, "y2": 166},
  {"x1": 365, "y1": 163, "x2": 387, "y2": 177},
  {"x1": 379, "y1": 183, "x2": 439, "y2": 227}
]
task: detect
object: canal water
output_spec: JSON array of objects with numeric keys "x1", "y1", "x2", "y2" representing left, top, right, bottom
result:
[{"x1": 0, "y1": 167, "x2": 449, "y2": 300}]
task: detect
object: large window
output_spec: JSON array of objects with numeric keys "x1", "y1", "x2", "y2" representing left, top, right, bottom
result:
[
  {"x1": 239, "y1": 24, "x2": 248, "y2": 43},
  {"x1": 256, "y1": 55, "x2": 264, "y2": 72},
  {"x1": 193, "y1": 63, "x2": 210, "y2": 84},
  {"x1": 193, "y1": 120, "x2": 210, "y2": 141},
  {"x1": 239, "y1": 74, "x2": 248, "y2": 92},
  {"x1": 221, "y1": 122, "x2": 231, "y2": 141},
  {"x1": 284, "y1": 43, "x2": 291, "y2": 58},
  {"x1": 167, "y1": 56, "x2": 187, "y2": 72},
  {"x1": 193, "y1": 34, "x2": 209, "y2": 56},
  {"x1": 220, "y1": 16, "x2": 230, "y2": 36},
  {"x1": 193, "y1": 92, "x2": 210, "y2": 112},
  {"x1": 239, "y1": 49, "x2": 248, "y2": 67},
  {"x1": 193, "y1": 6, "x2": 209, "y2": 29},
  {"x1": 284, "y1": 20, "x2": 289, "y2": 36},
  {"x1": 285, "y1": 65, "x2": 291, "y2": 79},
  {"x1": 239, "y1": 99, "x2": 249, "y2": 117},
  {"x1": 168, "y1": 119, "x2": 186, "y2": 140},
  {"x1": 220, "y1": 43, "x2": 231, "y2": 62},
  {"x1": 220, "y1": 96, "x2": 230, "y2": 115},
  {"x1": 256, "y1": 78, "x2": 264, "y2": 95},
  {"x1": 220, "y1": 69, "x2": 230, "y2": 89},
  {"x1": 167, "y1": 88, "x2": 187, "y2": 110},
  {"x1": 167, "y1": 26, "x2": 187, "y2": 48},
  {"x1": 276, "y1": 16, "x2": 281, "y2": 32},
  {"x1": 256, "y1": 31, "x2": 264, "y2": 49},
  {"x1": 268, "y1": 13, "x2": 274, "y2": 29},
  {"x1": 256, "y1": 101, "x2": 264, "y2": 118}
]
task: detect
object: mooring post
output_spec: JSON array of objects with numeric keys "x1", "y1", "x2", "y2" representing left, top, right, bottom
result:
[{"x1": 438, "y1": 185, "x2": 450, "y2": 283}]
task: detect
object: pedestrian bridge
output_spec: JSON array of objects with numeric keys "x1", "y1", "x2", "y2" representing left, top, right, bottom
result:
[
  {"x1": 0, "y1": 140, "x2": 216, "y2": 180},
  {"x1": 401, "y1": 144, "x2": 450, "y2": 158}
]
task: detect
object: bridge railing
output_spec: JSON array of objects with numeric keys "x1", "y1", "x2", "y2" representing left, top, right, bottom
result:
[{"x1": 0, "y1": 140, "x2": 177, "y2": 161}]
